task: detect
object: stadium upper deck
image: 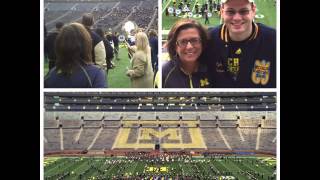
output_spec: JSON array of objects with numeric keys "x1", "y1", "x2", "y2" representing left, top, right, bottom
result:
[{"x1": 44, "y1": 92, "x2": 276, "y2": 111}]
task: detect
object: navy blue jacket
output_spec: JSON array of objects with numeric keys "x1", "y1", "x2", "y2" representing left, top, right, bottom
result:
[
  {"x1": 204, "y1": 23, "x2": 276, "y2": 88},
  {"x1": 44, "y1": 64, "x2": 106, "y2": 88},
  {"x1": 162, "y1": 58, "x2": 211, "y2": 88},
  {"x1": 112, "y1": 35, "x2": 119, "y2": 47}
]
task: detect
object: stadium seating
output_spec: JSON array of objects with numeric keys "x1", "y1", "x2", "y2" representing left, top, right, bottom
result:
[
  {"x1": 44, "y1": 92, "x2": 276, "y2": 154},
  {"x1": 45, "y1": 0, "x2": 158, "y2": 33}
]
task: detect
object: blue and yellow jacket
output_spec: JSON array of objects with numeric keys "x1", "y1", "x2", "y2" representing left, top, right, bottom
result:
[
  {"x1": 204, "y1": 23, "x2": 276, "y2": 88},
  {"x1": 162, "y1": 58, "x2": 210, "y2": 88}
]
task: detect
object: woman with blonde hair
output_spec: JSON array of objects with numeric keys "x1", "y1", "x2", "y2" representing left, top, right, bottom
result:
[{"x1": 126, "y1": 32, "x2": 154, "y2": 88}]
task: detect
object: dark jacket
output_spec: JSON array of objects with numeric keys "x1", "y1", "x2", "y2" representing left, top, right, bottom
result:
[
  {"x1": 103, "y1": 39, "x2": 114, "y2": 60},
  {"x1": 149, "y1": 36, "x2": 158, "y2": 72},
  {"x1": 162, "y1": 58, "x2": 211, "y2": 88},
  {"x1": 44, "y1": 31, "x2": 59, "y2": 60},
  {"x1": 112, "y1": 35, "x2": 119, "y2": 47},
  {"x1": 44, "y1": 64, "x2": 106, "y2": 88},
  {"x1": 204, "y1": 23, "x2": 276, "y2": 88}
]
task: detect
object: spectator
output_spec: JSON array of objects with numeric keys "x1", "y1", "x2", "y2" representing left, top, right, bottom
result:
[
  {"x1": 44, "y1": 21, "x2": 64, "y2": 70},
  {"x1": 162, "y1": 19, "x2": 210, "y2": 88},
  {"x1": 95, "y1": 28, "x2": 114, "y2": 73},
  {"x1": 112, "y1": 32, "x2": 120, "y2": 60},
  {"x1": 148, "y1": 29, "x2": 158, "y2": 73},
  {"x1": 82, "y1": 13, "x2": 106, "y2": 68},
  {"x1": 44, "y1": 23, "x2": 106, "y2": 88},
  {"x1": 126, "y1": 32, "x2": 154, "y2": 88},
  {"x1": 203, "y1": 0, "x2": 276, "y2": 87},
  {"x1": 204, "y1": 9, "x2": 210, "y2": 24},
  {"x1": 127, "y1": 29, "x2": 137, "y2": 59},
  {"x1": 44, "y1": 20, "x2": 47, "y2": 38}
]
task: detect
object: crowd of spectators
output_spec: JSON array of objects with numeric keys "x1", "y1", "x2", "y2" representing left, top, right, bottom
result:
[{"x1": 45, "y1": 0, "x2": 157, "y2": 33}]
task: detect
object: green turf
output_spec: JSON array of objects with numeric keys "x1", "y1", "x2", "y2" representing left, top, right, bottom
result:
[
  {"x1": 254, "y1": 0, "x2": 276, "y2": 28},
  {"x1": 162, "y1": 0, "x2": 277, "y2": 37},
  {"x1": 44, "y1": 57, "x2": 49, "y2": 76},
  {"x1": 107, "y1": 46, "x2": 131, "y2": 88},
  {"x1": 162, "y1": 13, "x2": 221, "y2": 32},
  {"x1": 44, "y1": 156, "x2": 276, "y2": 179}
]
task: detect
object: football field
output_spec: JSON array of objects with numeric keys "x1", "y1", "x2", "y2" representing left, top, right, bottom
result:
[{"x1": 44, "y1": 156, "x2": 276, "y2": 179}]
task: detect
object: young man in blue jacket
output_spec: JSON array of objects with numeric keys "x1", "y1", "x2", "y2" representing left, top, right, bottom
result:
[{"x1": 204, "y1": 0, "x2": 276, "y2": 88}]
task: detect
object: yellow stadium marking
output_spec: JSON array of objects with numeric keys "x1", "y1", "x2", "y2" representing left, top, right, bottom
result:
[{"x1": 113, "y1": 121, "x2": 207, "y2": 149}]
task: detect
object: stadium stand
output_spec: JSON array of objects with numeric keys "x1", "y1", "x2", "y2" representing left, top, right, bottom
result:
[
  {"x1": 44, "y1": 0, "x2": 158, "y2": 33},
  {"x1": 44, "y1": 92, "x2": 276, "y2": 155}
]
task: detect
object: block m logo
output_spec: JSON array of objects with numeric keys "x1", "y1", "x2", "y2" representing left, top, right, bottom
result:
[
  {"x1": 140, "y1": 128, "x2": 179, "y2": 141},
  {"x1": 112, "y1": 121, "x2": 207, "y2": 150}
]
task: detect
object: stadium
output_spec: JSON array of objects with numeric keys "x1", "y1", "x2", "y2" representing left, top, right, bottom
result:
[
  {"x1": 43, "y1": 92, "x2": 277, "y2": 179},
  {"x1": 44, "y1": 0, "x2": 158, "y2": 88}
]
